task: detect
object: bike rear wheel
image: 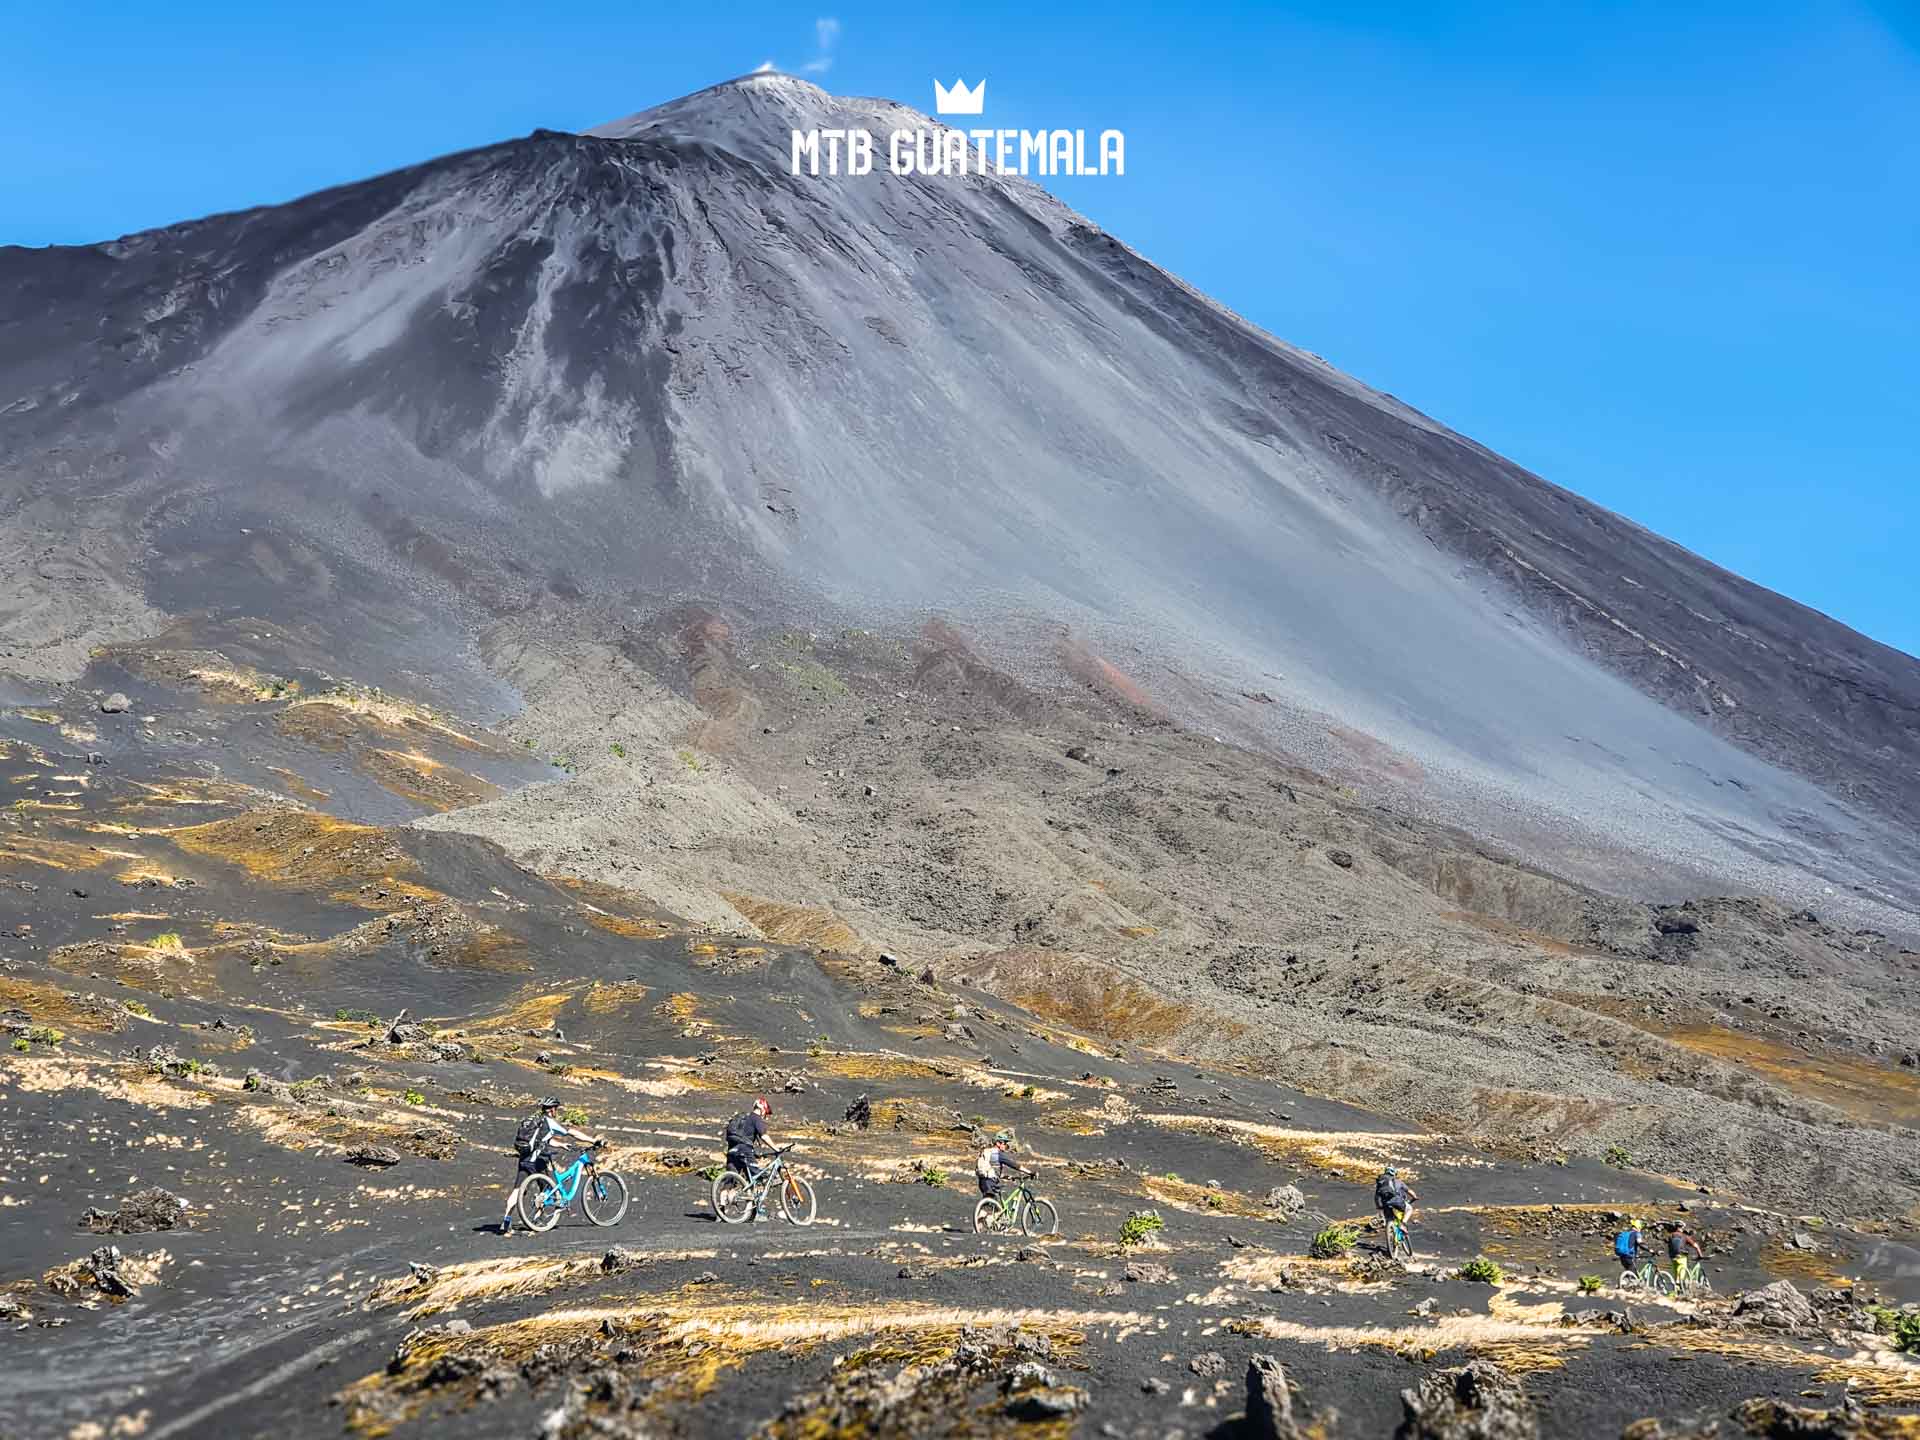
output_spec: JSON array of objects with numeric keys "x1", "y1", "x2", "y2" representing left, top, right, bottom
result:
[
  {"x1": 712, "y1": 1172, "x2": 754, "y2": 1224},
  {"x1": 1616, "y1": 1269, "x2": 1642, "y2": 1293},
  {"x1": 583, "y1": 1171, "x2": 630, "y2": 1227},
  {"x1": 1021, "y1": 1198, "x2": 1059, "y2": 1238},
  {"x1": 973, "y1": 1198, "x2": 1003, "y2": 1234},
  {"x1": 778, "y1": 1175, "x2": 817, "y2": 1226},
  {"x1": 1389, "y1": 1224, "x2": 1414, "y2": 1261},
  {"x1": 1653, "y1": 1269, "x2": 1676, "y2": 1297},
  {"x1": 517, "y1": 1174, "x2": 564, "y2": 1233}
]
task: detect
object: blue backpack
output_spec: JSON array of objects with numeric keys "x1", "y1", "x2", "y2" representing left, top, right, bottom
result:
[{"x1": 1614, "y1": 1229, "x2": 1636, "y2": 1261}]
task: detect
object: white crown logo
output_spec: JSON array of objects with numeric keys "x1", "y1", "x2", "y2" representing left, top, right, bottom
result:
[{"x1": 934, "y1": 78, "x2": 985, "y2": 116}]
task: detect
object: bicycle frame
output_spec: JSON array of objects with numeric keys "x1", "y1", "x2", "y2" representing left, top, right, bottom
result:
[{"x1": 539, "y1": 1146, "x2": 599, "y2": 1207}]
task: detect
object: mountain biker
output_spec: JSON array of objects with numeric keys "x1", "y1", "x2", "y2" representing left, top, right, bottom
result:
[
  {"x1": 723, "y1": 1096, "x2": 777, "y2": 1220},
  {"x1": 1374, "y1": 1165, "x2": 1418, "y2": 1240},
  {"x1": 501, "y1": 1097, "x2": 602, "y2": 1235},
  {"x1": 1667, "y1": 1219, "x2": 1706, "y2": 1285},
  {"x1": 1614, "y1": 1217, "x2": 1649, "y2": 1273},
  {"x1": 976, "y1": 1131, "x2": 1029, "y2": 1202}
]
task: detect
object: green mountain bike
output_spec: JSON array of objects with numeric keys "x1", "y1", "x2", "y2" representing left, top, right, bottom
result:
[
  {"x1": 1616, "y1": 1256, "x2": 1675, "y2": 1297},
  {"x1": 972, "y1": 1171, "x2": 1058, "y2": 1238}
]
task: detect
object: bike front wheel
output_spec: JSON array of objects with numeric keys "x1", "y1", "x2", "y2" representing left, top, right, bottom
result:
[
  {"x1": 1021, "y1": 1198, "x2": 1059, "y2": 1238},
  {"x1": 778, "y1": 1175, "x2": 817, "y2": 1226},
  {"x1": 712, "y1": 1172, "x2": 754, "y2": 1224},
  {"x1": 583, "y1": 1171, "x2": 630, "y2": 1227},
  {"x1": 517, "y1": 1174, "x2": 564, "y2": 1233}
]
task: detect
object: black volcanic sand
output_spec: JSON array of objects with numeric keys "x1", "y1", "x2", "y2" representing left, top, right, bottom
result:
[{"x1": 3, "y1": 678, "x2": 1919, "y2": 1440}]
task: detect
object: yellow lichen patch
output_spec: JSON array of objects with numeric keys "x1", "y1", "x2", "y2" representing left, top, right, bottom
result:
[
  {"x1": 2, "y1": 1056, "x2": 212, "y2": 1109},
  {"x1": 721, "y1": 892, "x2": 863, "y2": 952},
  {"x1": 1470, "y1": 1339, "x2": 1574, "y2": 1374},
  {"x1": 277, "y1": 690, "x2": 483, "y2": 751},
  {"x1": 960, "y1": 949, "x2": 1206, "y2": 1049},
  {"x1": 0, "y1": 833, "x2": 116, "y2": 871},
  {"x1": 1813, "y1": 1355, "x2": 1920, "y2": 1407},
  {"x1": 172, "y1": 810, "x2": 413, "y2": 889},
  {"x1": 442, "y1": 930, "x2": 531, "y2": 974},
  {"x1": 365, "y1": 1254, "x2": 607, "y2": 1318},
  {"x1": 1140, "y1": 1174, "x2": 1264, "y2": 1219},
  {"x1": 361, "y1": 748, "x2": 501, "y2": 813},
  {"x1": 563, "y1": 1067, "x2": 693, "y2": 1099},
  {"x1": 813, "y1": 1053, "x2": 950, "y2": 1085},
  {"x1": 0, "y1": 978, "x2": 129, "y2": 1034},
  {"x1": 582, "y1": 981, "x2": 652, "y2": 1014},
  {"x1": 1229, "y1": 1311, "x2": 1602, "y2": 1360},
  {"x1": 1760, "y1": 1240, "x2": 1856, "y2": 1291},
  {"x1": 117, "y1": 777, "x2": 279, "y2": 813},
  {"x1": 579, "y1": 910, "x2": 672, "y2": 941},
  {"x1": 1141, "y1": 1114, "x2": 1430, "y2": 1182},
  {"x1": 1656, "y1": 1024, "x2": 1920, "y2": 1130},
  {"x1": 466, "y1": 990, "x2": 574, "y2": 1036}
]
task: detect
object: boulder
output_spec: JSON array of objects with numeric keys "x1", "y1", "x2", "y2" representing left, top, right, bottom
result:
[
  {"x1": 1734, "y1": 1280, "x2": 1816, "y2": 1332},
  {"x1": 1123, "y1": 1260, "x2": 1176, "y2": 1285},
  {"x1": 345, "y1": 1145, "x2": 403, "y2": 1168},
  {"x1": 99, "y1": 693, "x2": 131, "y2": 714},
  {"x1": 1247, "y1": 1354, "x2": 1302, "y2": 1440},
  {"x1": 78, "y1": 1188, "x2": 189, "y2": 1235},
  {"x1": 1189, "y1": 1351, "x2": 1226, "y2": 1377},
  {"x1": 1264, "y1": 1183, "x2": 1307, "y2": 1217},
  {"x1": 844, "y1": 1094, "x2": 873, "y2": 1129},
  {"x1": 1397, "y1": 1359, "x2": 1537, "y2": 1440}
]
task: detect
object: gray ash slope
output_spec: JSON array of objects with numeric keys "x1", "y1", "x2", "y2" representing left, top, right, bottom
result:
[{"x1": 2, "y1": 72, "x2": 1916, "y2": 921}]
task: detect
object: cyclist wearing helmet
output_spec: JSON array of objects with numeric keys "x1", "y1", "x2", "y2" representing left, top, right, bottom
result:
[
  {"x1": 1667, "y1": 1219, "x2": 1705, "y2": 1284},
  {"x1": 501, "y1": 1097, "x2": 601, "y2": 1235},
  {"x1": 976, "y1": 1131, "x2": 1028, "y2": 1200},
  {"x1": 1374, "y1": 1165, "x2": 1418, "y2": 1231},
  {"x1": 1615, "y1": 1217, "x2": 1649, "y2": 1271},
  {"x1": 722, "y1": 1096, "x2": 778, "y2": 1221}
]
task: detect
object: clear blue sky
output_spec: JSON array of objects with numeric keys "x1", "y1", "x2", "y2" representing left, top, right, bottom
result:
[{"x1": 4, "y1": 2, "x2": 1915, "y2": 656}]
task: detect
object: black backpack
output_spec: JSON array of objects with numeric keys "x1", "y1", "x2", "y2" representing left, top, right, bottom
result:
[
  {"x1": 514, "y1": 1114, "x2": 545, "y2": 1160},
  {"x1": 1374, "y1": 1174, "x2": 1399, "y2": 1210}
]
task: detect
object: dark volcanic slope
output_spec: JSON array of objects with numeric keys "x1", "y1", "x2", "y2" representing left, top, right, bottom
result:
[{"x1": 1, "y1": 73, "x2": 1916, "y2": 920}]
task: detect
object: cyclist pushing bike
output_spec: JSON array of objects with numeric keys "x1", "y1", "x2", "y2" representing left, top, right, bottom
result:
[
  {"x1": 1375, "y1": 1166, "x2": 1418, "y2": 1250},
  {"x1": 1614, "y1": 1217, "x2": 1650, "y2": 1271},
  {"x1": 1667, "y1": 1219, "x2": 1706, "y2": 1287},
  {"x1": 723, "y1": 1096, "x2": 777, "y2": 1221},
  {"x1": 502, "y1": 1097, "x2": 605, "y2": 1235},
  {"x1": 976, "y1": 1131, "x2": 1030, "y2": 1202}
]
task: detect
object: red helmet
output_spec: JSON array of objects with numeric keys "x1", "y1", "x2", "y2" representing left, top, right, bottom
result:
[{"x1": 753, "y1": 1095, "x2": 772, "y2": 1117}]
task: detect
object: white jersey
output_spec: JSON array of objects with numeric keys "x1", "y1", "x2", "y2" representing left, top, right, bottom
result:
[{"x1": 977, "y1": 1146, "x2": 1008, "y2": 1180}]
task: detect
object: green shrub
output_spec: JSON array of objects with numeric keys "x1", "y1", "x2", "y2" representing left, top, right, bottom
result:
[
  {"x1": 1308, "y1": 1224, "x2": 1358, "y2": 1259},
  {"x1": 559, "y1": 1106, "x2": 589, "y2": 1126},
  {"x1": 9, "y1": 1038, "x2": 27, "y2": 1053},
  {"x1": 918, "y1": 1167, "x2": 949, "y2": 1187},
  {"x1": 1603, "y1": 1144, "x2": 1631, "y2": 1168},
  {"x1": 677, "y1": 749, "x2": 703, "y2": 773},
  {"x1": 1119, "y1": 1210, "x2": 1165, "y2": 1247},
  {"x1": 403, "y1": 1089, "x2": 426, "y2": 1106},
  {"x1": 1204, "y1": 1192, "x2": 1225, "y2": 1211},
  {"x1": 333, "y1": 1008, "x2": 378, "y2": 1024},
  {"x1": 1893, "y1": 1310, "x2": 1920, "y2": 1353},
  {"x1": 1578, "y1": 1275, "x2": 1605, "y2": 1295},
  {"x1": 699, "y1": 1164, "x2": 723, "y2": 1183},
  {"x1": 124, "y1": 1000, "x2": 152, "y2": 1018},
  {"x1": 1458, "y1": 1256, "x2": 1505, "y2": 1284},
  {"x1": 610, "y1": 742, "x2": 627, "y2": 759},
  {"x1": 1020, "y1": 1085, "x2": 1036, "y2": 1099},
  {"x1": 24, "y1": 1026, "x2": 62, "y2": 1045}
]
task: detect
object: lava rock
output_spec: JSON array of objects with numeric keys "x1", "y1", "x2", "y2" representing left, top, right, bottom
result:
[
  {"x1": 78, "y1": 1188, "x2": 189, "y2": 1235},
  {"x1": 1247, "y1": 1354, "x2": 1302, "y2": 1440},
  {"x1": 1264, "y1": 1183, "x2": 1306, "y2": 1217},
  {"x1": 1734, "y1": 1280, "x2": 1817, "y2": 1332},
  {"x1": 99, "y1": 693, "x2": 131, "y2": 714},
  {"x1": 1189, "y1": 1351, "x2": 1226, "y2": 1377},
  {"x1": 1397, "y1": 1359, "x2": 1537, "y2": 1440},
  {"x1": 345, "y1": 1145, "x2": 403, "y2": 1168}
]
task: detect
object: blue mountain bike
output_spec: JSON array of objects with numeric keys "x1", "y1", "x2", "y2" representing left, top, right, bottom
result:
[{"x1": 516, "y1": 1142, "x2": 629, "y2": 1232}]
